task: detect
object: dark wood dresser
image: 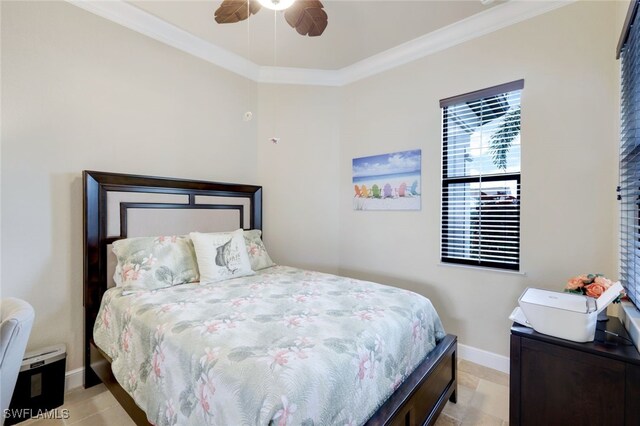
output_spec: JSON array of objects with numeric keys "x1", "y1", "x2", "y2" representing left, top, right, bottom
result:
[{"x1": 510, "y1": 317, "x2": 640, "y2": 426}]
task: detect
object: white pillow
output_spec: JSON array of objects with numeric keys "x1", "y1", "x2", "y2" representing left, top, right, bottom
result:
[{"x1": 190, "y1": 229, "x2": 254, "y2": 283}]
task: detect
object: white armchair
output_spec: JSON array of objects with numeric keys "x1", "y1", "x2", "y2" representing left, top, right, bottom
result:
[{"x1": 0, "y1": 298, "x2": 34, "y2": 424}]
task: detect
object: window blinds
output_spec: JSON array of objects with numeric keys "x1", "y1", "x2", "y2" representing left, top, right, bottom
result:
[
  {"x1": 441, "y1": 80, "x2": 523, "y2": 271},
  {"x1": 620, "y1": 7, "x2": 640, "y2": 307}
]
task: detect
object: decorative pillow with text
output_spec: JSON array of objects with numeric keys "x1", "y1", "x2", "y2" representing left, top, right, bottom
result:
[{"x1": 190, "y1": 229, "x2": 255, "y2": 283}]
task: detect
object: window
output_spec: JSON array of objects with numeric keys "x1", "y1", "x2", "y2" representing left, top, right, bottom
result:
[
  {"x1": 440, "y1": 80, "x2": 523, "y2": 271},
  {"x1": 620, "y1": 4, "x2": 640, "y2": 307}
]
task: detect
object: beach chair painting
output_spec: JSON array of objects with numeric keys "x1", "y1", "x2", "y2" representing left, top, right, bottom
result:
[
  {"x1": 383, "y1": 183, "x2": 393, "y2": 198},
  {"x1": 371, "y1": 184, "x2": 382, "y2": 198},
  {"x1": 410, "y1": 180, "x2": 420, "y2": 196},
  {"x1": 398, "y1": 182, "x2": 407, "y2": 197},
  {"x1": 352, "y1": 149, "x2": 421, "y2": 210},
  {"x1": 360, "y1": 184, "x2": 370, "y2": 198}
]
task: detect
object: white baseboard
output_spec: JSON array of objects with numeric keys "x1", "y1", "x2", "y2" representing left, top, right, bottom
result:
[
  {"x1": 65, "y1": 367, "x2": 84, "y2": 392},
  {"x1": 458, "y1": 343, "x2": 510, "y2": 374},
  {"x1": 64, "y1": 343, "x2": 510, "y2": 392}
]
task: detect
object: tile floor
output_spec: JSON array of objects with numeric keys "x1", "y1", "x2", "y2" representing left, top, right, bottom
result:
[
  {"x1": 19, "y1": 359, "x2": 509, "y2": 426},
  {"x1": 435, "y1": 359, "x2": 509, "y2": 426}
]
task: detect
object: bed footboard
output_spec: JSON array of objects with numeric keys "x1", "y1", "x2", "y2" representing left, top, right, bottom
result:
[{"x1": 366, "y1": 334, "x2": 457, "y2": 426}]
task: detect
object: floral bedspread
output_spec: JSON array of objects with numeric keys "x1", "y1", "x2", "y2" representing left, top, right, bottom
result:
[{"x1": 94, "y1": 266, "x2": 446, "y2": 426}]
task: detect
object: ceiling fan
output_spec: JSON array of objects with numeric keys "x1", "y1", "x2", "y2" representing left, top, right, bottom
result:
[{"x1": 214, "y1": 0, "x2": 328, "y2": 37}]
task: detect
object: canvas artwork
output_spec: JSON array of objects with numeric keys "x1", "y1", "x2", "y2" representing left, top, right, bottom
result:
[{"x1": 353, "y1": 149, "x2": 421, "y2": 211}]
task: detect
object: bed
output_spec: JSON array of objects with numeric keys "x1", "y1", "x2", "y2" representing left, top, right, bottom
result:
[{"x1": 83, "y1": 170, "x2": 457, "y2": 426}]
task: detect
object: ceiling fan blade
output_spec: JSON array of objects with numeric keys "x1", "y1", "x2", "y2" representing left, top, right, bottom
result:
[
  {"x1": 215, "y1": 0, "x2": 262, "y2": 24},
  {"x1": 284, "y1": 0, "x2": 328, "y2": 37}
]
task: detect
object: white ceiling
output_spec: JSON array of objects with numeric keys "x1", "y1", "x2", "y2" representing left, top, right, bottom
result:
[{"x1": 129, "y1": 1, "x2": 499, "y2": 70}]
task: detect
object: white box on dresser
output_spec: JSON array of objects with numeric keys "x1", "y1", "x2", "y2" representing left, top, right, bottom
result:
[{"x1": 518, "y1": 282, "x2": 624, "y2": 343}]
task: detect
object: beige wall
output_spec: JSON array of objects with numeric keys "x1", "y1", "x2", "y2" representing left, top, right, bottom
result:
[
  {"x1": 0, "y1": 0, "x2": 625, "y2": 377},
  {"x1": 256, "y1": 84, "x2": 341, "y2": 273},
  {"x1": 338, "y1": 1, "x2": 621, "y2": 357},
  {"x1": 1, "y1": 1, "x2": 258, "y2": 371}
]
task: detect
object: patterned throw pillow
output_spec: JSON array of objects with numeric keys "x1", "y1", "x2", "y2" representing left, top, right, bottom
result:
[
  {"x1": 112, "y1": 235, "x2": 200, "y2": 293},
  {"x1": 190, "y1": 229, "x2": 255, "y2": 283},
  {"x1": 243, "y1": 229, "x2": 276, "y2": 271}
]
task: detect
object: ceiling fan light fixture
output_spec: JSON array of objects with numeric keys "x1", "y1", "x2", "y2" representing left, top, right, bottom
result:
[
  {"x1": 258, "y1": 0, "x2": 296, "y2": 11},
  {"x1": 214, "y1": 0, "x2": 327, "y2": 37}
]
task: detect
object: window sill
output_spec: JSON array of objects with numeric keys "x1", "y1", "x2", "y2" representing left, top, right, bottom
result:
[
  {"x1": 437, "y1": 262, "x2": 527, "y2": 276},
  {"x1": 619, "y1": 301, "x2": 640, "y2": 352}
]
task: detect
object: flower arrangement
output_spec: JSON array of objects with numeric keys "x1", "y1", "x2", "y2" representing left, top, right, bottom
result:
[{"x1": 564, "y1": 274, "x2": 625, "y2": 301}]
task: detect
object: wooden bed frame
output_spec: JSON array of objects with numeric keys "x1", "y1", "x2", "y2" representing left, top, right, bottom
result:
[{"x1": 83, "y1": 170, "x2": 457, "y2": 426}]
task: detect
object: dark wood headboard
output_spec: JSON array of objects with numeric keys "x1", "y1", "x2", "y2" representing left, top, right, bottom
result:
[{"x1": 82, "y1": 170, "x2": 262, "y2": 386}]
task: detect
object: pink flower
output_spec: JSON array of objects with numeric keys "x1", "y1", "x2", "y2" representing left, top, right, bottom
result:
[
  {"x1": 355, "y1": 348, "x2": 371, "y2": 381},
  {"x1": 165, "y1": 400, "x2": 177, "y2": 425},
  {"x1": 294, "y1": 336, "x2": 313, "y2": 347},
  {"x1": 159, "y1": 303, "x2": 178, "y2": 313},
  {"x1": 354, "y1": 307, "x2": 386, "y2": 320},
  {"x1": 152, "y1": 349, "x2": 164, "y2": 379},
  {"x1": 122, "y1": 264, "x2": 143, "y2": 281},
  {"x1": 565, "y1": 275, "x2": 588, "y2": 290},
  {"x1": 273, "y1": 396, "x2": 297, "y2": 426},
  {"x1": 156, "y1": 236, "x2": 178, "y2": 244},
  {"x1": 283, "y1": 316, "x2": 302, "y2": 328},
  {"x1": 354, "y1": 289, "x2": 374, "y2": 299},
  {"x1": 354, "y1": 310, "x2": 374, "y2": 321},
  {"x1": 594, "y1": 276, "x2": 613, "y2": 289},
  {"x1": 250, "y1": 282, "x2": 267, "y2": 291},
  {"x1": 200, "y1": 320, "x2": 223, "y2": 335},
  {"x1": 196, "y1": 370, "x2": 216, "y2": 415},
  {"x1": 127, "y1": 370, "x2": 138, "y2": 390},
  {"x1": 269, "y1": 349, "x2": 290, "y2": 368},
  {"x1": 585, "y1": 282, "x2": 607, "y2": 298},
  {"x1": 291, "y1": 347, "x2": 310, "y2": 359},
  {"x1": 564, "y1": 274, "x2": 623, "y2": 300},
  {"x1": 101, "y1": 306, "x2": 111, "y2": 329},
  {"x1": 199, "y1": 347, "x2": 220, "y2": 367},
  {"x1": 122, "y1": 325, "x2": 132, "y2": 352}
]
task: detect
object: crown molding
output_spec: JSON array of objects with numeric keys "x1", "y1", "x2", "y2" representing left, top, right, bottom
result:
[
  {"x1": 67, "y1": 0, "x2": 260, "y2": 81},
  {"x1": 339, "y1": 0, "x2": 575, "y2": 85},
  {"x1": 67, "y1": 0, "x2": 574, "y2": 87},
  {"x1": 258, "y1": 66, "x2": 341, "y2": 87}
]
